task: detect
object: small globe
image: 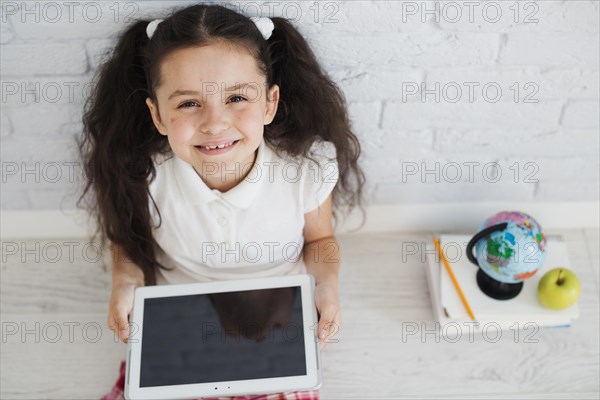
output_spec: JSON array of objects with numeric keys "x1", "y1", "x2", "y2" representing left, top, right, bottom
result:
[{"x1": 473, "y1": 211, "x2": 547, "y2": 284}]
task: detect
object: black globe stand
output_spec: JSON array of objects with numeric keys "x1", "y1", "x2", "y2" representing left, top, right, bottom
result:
[
  {"x1": 466, "y1": 222, "x2": 523, "y2": 301},
  {"x1": 476, "y1": 269, "x2": 523, "y2": 300}
]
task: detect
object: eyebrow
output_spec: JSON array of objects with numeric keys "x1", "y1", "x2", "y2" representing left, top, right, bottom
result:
[{"x1": 168, "y1": 83, "x2": 258, "y2": 100}]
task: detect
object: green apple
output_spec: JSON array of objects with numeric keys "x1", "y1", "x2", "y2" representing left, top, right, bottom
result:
[{"x1": 537, "y1": 267, "x2": 582, "y2": 310}]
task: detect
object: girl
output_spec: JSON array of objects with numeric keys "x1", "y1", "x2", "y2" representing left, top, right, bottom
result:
[{"x1": 77, "y1": 3, "x2": 365, "y2": 400}]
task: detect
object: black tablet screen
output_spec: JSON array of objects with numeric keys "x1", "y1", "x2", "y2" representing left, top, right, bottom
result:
[{"x1": 139, "y1": 286, "x2": 307, "y2": 387}]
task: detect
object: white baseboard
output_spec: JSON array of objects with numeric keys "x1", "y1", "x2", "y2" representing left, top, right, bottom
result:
[
  {"x1": 1, "y1": 202, "x2": 598, "y2": 239},
  {"x1": 337, "y1": 201, "x2": 599, "y2": 234}
]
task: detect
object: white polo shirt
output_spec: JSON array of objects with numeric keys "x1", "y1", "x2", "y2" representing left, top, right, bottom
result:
[{"x1": 147, "y1": 136, "x2": 339, "y2": 285}]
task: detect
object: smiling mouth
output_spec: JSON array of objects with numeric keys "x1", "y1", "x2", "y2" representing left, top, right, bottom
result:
[{"x1": 195, "y1": 140, "x2": 240, "y2": 150}]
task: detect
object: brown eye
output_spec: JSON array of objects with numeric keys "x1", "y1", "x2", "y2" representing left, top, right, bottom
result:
[{"x1": 178, "y1": 101, "x2": 199, "y2": 108}]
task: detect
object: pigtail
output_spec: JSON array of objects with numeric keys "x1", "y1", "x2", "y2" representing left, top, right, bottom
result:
[
  {"x1": 77, "y1": 19, "x2": 172, "y2": 286},
  {"x1": 266, "y1": 18, "x2": 367, "y2": 229}
]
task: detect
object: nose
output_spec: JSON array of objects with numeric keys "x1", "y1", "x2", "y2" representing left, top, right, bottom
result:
[{"x1": 197, "y1": 102, "x2": 230, "y2": 135}]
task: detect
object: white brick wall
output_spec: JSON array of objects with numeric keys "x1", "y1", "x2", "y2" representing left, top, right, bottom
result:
[{"x1": 1, "y1": 0, "x2": 598, "y2": 210}]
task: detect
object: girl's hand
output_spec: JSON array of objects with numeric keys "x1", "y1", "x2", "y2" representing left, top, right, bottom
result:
[
  {"x1": 107, "y1": 245, "x2": 145, "y2": 344},
  {"x1": 107, "y1": 282, "x2": 141, "y2": 343},
  {"x1": 314, "y1": 282, "x2": 341, "y2": 351}
]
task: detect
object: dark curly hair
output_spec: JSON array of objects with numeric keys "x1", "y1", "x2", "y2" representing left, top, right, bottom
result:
[{"x1": 77, "y1": 3, "x2": 366, "y2": 286}]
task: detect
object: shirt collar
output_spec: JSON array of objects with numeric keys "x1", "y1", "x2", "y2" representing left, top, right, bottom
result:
[{"x1": 172, "y1": 137, "x2": 269, "y2": 209}]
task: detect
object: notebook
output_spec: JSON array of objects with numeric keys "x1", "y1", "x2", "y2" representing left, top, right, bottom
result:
[{"x1": 424, "y1": 234, "x2": 579, "y2": 336}]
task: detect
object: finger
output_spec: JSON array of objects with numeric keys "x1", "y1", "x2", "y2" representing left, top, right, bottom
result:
[
  {"x1": 318, "y1": 315, "x2": 338, "y2": 344},
  {"x1": 115, "y1": 313, "x2": 130, "y2": 342},
  {"x1": 323, "y1": 310, "x2": 343, "y2": 351},
  {"x1": 318, "y1": 320, "x2": 329, "y2": 351},
  {"x1": 108, "y1": 314, "x2": 126, "y2": 343},
  {"x1": 333, "y1": 310, "x2": 342, "y2": 332},
  {"x1": 107, "y1": 315, "x2": 116, "y2": 332},
  {"x1": 319, "y1": 322, "x2": 331, "y2": 342},
  {"x1": 318, "y1": 305, "x2": 339, "y2": 337}
]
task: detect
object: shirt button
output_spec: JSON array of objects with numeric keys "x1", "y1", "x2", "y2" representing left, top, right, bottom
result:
[{"x1": 217, "y1": 216, "x2": 227, "y2": 225}]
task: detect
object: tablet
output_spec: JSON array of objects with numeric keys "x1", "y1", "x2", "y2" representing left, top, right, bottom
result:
[{"x1": 124, "y1": 274, "x2": 322, "y2": 399}]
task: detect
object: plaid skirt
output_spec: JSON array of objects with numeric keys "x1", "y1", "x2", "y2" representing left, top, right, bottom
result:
[{"x1": 101, "y1": 360, "x2": 320, "y2": 400}]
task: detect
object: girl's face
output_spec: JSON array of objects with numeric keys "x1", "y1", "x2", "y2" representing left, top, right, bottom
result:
[{"x1": 146, "y1": 41, "x2": 279, "y2": 188}]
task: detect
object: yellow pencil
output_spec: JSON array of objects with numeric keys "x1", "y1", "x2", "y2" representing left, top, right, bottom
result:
[{"x1": 433, "y1": 237, "x2": 476, "y2": 321}]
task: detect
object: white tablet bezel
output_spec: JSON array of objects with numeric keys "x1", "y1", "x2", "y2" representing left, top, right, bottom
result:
[{"x1": 124, "y1": 274, "x2": 322, "y2": 399}]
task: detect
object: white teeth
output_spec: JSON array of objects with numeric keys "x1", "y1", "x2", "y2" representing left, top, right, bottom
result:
[{"x1": 202, "y1": 141, "x2": 235, "y2": 150}]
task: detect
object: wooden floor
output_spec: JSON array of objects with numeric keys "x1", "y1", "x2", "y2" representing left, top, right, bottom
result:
[{"x1": 1, "y1": 229, "x2": 598, "y2": 399}]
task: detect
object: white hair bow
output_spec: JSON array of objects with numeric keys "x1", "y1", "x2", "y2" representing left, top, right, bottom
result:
[
  {"x1": 250, "y1": 16, "x2": 274, "y2": 40},
  {"x1": 146, "y1": 18, "x2": 163, "y2": 40}
]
